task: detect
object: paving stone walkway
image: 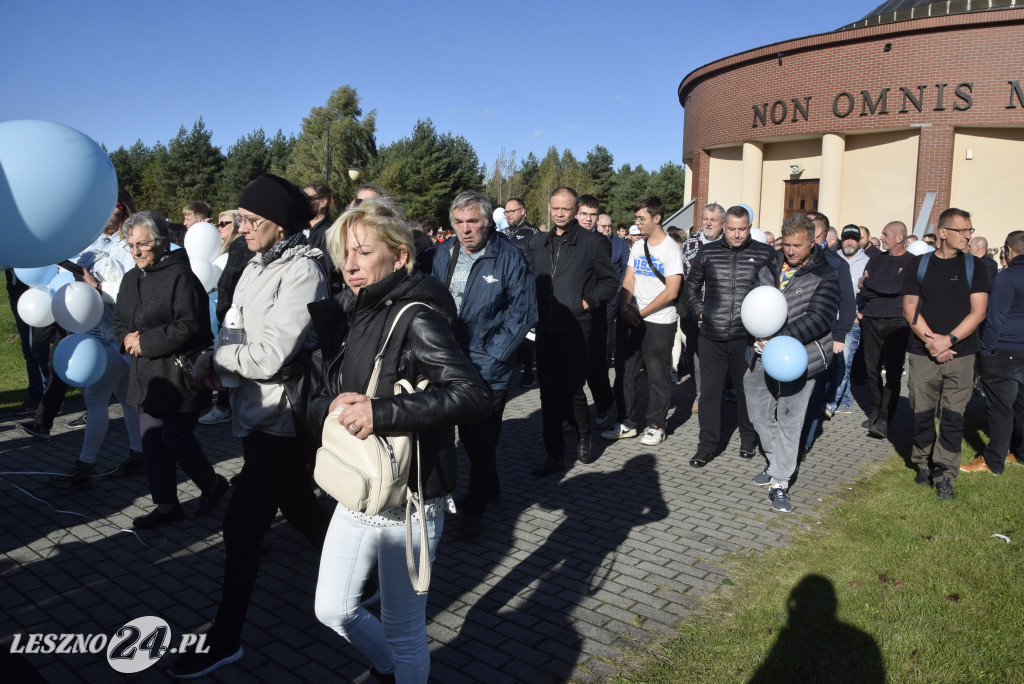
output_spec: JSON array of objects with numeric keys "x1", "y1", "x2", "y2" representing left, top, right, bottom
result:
[{"x1": 0, "y1": 374, "x2": 899, "y2": 682}]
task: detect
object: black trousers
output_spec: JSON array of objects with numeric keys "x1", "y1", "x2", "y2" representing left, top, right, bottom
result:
[
  {"x1": 209, "y1": 432, "x2": 331, "y2": 648},
  {"x1": 537, "y1": 329, "x2": 591, "y2": 462},
  {"x1": 32, "y1": 325, "x2": 67, "y2": 428},
  {"x1": 138, "y1": 411, "x2": 217, "y2": 505},
  {"x1": 586, "y1": 306, "x2": 615, "y2": 415},
  {"x1": 458, "y1": 389, "x2": 508, "y2": 518},
  {"x1": 696, "y1": 335, "x2": 757, "y2": 453},
  {"x1": 861, "y1": 316, "x2": 910, "y2": 423},
  {"x1": 980, "y1": 351, "x2": 1024, "y2": 474}
]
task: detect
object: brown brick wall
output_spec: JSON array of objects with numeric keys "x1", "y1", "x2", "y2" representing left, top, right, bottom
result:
[
  {"x1": 680, "y1": 11, "x2": 1024, "y2": 218},
  {"x1": 914, "y1": 124, "x2": 955, "y2": 229}
]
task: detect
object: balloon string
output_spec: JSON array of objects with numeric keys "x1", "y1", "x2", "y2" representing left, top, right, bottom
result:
[{"x1": 0, "y1": 471, "x2": 167, "y2": 550}]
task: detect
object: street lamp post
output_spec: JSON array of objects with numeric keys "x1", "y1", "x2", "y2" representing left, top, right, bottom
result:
[{"x1": 323, "y1": 122, "x2": 363, "y2": 186}]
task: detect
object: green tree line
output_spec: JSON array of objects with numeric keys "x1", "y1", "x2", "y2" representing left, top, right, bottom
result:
[{"x1": 108, "y1": 85, "x2": 686, "y2": 229}]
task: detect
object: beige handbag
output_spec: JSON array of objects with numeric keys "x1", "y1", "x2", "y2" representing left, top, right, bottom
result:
[{"x1": 314, "y1": 302, "x2": 433, "y2": 592}]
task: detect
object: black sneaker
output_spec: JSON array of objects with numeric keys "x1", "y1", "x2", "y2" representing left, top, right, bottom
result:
[
  {"x1": 194, "y1": 475, "x2": 229, "y2": 517},
  {"x1": 133, "y1": 504, "x2": 184, "y2": 529},
  {"x1": 752, "y1": 465, "x2": 773, "y2": 486},
  {"x1": 112, "y1": 450, "x2": 145, "y2": 477},
  {"x1": 531, "y1": 459, "x2": 565, "y2": 478},
  {"x1": 18, "y1": 420, "x2": 51, "y2": 440},
  {"x1": 49, "y1": 461, "x2": 95, "y2": 491},
  {"x1": 689, "y1": 451, "x2": 714, "y2": 468},
  {"x1": 10, "y1": 401, "x2": 39, "y2": 417},
  {"x1": 66, "y1": 413, "x2": 87, "y2": 429},
  {"x1": 739, "y1": 444, "x2": 757, "y2": 459},
  {"x1": 913, "y1": 467, "x2": 932, "y2": 487},
  {"x1": 168, "y1": 643, "x2": 243, "y2": 679},
  {"x1": 769, "y1": 486, "x2": 793, "y2": 512},
  {"x1": 935, "y1": 479, "x2": 956, "y2": 500},
  {"x1": 520, "y1": 372, "x2": 536, "y2": 388}
]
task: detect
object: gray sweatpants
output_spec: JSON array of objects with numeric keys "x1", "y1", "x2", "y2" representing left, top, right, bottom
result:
[{"x1": 743, "y1": 358, "x2": 817, "y2": 489}]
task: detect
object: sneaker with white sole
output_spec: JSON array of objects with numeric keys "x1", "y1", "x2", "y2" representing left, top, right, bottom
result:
[
  {"x1": 640, "y1": 426, "x2": 666, "y2": 446},
  {"x1": 769, "y1": 485, "x2": 792, "y2": 512},
  {"x1": 199, "y1": 406, "x2": 232, "y2": 425},
  {"x1": 752, "y1": 465, "x2": 772, "y2": 486},
  {"x1": 601, "y1": 423, "x2": 637, "y2": 441}
]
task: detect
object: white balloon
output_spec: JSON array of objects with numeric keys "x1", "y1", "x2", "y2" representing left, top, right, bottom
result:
[
  {"x1": 51, "y1": 281, "x2": 104, "y2": 333},
  {"x1": 492, "y1": 207, "x2": 506, "y2": 225},
  {"x1": 184, "y1": 222, "x2": 222, "y2": 263},
  {"x1": 191, "y1": 259, "x2": 221, "y2": 293},
  {"x1": 212, "y1": 252, "x2": 230, "y2": 271},
  {"x1": 17, "y1": 287, "x2": 56, "y2": 327},
  {"x1": 750, "y1": 227, "x2": 767, "y2": 244},
  {"x1": 741, "y1": 285, "x2": 789, "y2": 338},
  {"x1": 906, "y1": 240, "x2": 934, "y2": 255}
]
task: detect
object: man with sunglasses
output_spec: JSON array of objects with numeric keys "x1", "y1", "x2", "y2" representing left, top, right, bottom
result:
[{"x1": 901, "y1": 208, "x2": 990, "y2": 499}]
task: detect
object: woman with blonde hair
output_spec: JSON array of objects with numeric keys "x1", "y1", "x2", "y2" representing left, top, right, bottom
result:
[
  {"x1": 309, "y1": 199, "x2": 490, "y2": 682},
  {"x1": 215, "y1": 210, "x2": 240, "y2": 256}
]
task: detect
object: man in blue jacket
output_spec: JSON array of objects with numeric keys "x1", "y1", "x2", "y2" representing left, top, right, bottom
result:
[{"x1": 432, "y1": 191, "x2": 537, "y2": 537}]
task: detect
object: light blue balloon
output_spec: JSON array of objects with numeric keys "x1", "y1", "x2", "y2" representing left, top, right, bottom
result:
[
  {"x1": 13, "y1": 265, "x2": 57, "y2": 288},
  {"x1": 762, "y1": 335, "x2": 808, "y2": 382},
  {"x1": 0, "y1": 120, "x2": 118, "y2": 268},
  {"x1": 48, "y1": 270, "x2": 76, "y2": 294},
  {"x1": 53, "y1": 333, "x2": 108, "y2": 387}
]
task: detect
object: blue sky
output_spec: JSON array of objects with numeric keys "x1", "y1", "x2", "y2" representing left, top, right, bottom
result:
[{"x1": 1, "y1": 1, "x2": 863, "y2": 174}]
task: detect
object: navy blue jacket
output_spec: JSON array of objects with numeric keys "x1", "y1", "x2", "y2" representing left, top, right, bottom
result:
[
  {"x1": 432, "y1": 231, "x2": 537, "y2": 390},
  {"x1": 609, "y1": 234, "x2": 630, "y2": 284},
  {"x1": 820, "y1": 245, "x2": 857, "y2": 342},
  {"x1": 981, "y1": 255, "x2": 1024, "y2": 352}
]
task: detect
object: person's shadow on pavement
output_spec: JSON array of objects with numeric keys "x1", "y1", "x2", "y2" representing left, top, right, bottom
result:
[
  {"x1": 749, "y1": 574, "x2": 885, "y2": 683},
  {"x1": 439, "y1": 453, "x2": 668, "y2": 682}
]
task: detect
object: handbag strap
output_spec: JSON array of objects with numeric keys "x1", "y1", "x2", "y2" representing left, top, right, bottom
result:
[
  {"x1": 396, "y1": 378, "x2": 432, "y2": 594},
  {"x1": 365, "y1": 302, "x2": 430, "y2": 397}
]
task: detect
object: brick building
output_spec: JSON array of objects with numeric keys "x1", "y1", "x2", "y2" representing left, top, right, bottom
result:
[{"x1": 678, "y1": 0, "x2": 1024, "y2": 242}]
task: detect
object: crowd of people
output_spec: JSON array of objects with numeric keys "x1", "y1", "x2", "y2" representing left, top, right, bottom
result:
[{"x1": 5, "y1": 176, "x2": 1022, "y2": 681}]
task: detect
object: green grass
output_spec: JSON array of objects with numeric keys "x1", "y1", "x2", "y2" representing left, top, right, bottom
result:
[
  {"x1": 0, "y1": 287, "x2": 29, "y2": 410},
  {"x1": 614, "y1": 450, "x2": 1024, "y2": 683}
]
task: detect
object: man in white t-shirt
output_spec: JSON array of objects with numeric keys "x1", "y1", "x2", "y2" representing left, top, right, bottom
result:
[{"x1": 602, "y1": 197, "x2": 682, "y2": 445}]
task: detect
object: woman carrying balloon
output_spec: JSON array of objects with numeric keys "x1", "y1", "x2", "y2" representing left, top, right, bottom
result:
[
  {"x1": 112, "y1": 210, "x2": 227, "y2": 528},
  {"x1": 308, "y1": 199, "x2": 490, "y2": 683},
  {"x1": 46, "y1": 197, "x2": 147, "y2": 489}
]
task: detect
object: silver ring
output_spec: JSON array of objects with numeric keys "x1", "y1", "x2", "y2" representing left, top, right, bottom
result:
[{"x1": 349, "y1": 423, "x2": 359, "y2": 433}]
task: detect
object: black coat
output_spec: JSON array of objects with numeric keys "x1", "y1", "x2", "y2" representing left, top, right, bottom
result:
[
  {"x1": 685, "y1": 238, "x2": 774, "y2": 341},
  {"x1": 526, "y1": 221, "x2": 618, "y2": 335},
  {"x1": 114, "y1": 249, "x2": 213, "y2": 413},
  {"x1": 307, "y1": 270, "x2": 491, "y2": 500},
  {"x1": 215, "y1": 235, "x2": 255, "y2": 324}
]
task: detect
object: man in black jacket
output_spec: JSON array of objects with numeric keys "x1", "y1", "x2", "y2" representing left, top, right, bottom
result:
[
  {"x1": 527, "y1": 187, "x2": 619, "y2": 476},
  {"x1": 504, "y1": 197, "x2": 540, "y2": 387},
  {"x1": 685, "y1": 206, "x2": 773, "y2": 467}
]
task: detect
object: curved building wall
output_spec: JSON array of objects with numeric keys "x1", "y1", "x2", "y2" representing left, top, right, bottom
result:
[{"x1": 679, "y1": 9, "x2": 1024, "y2": 241}]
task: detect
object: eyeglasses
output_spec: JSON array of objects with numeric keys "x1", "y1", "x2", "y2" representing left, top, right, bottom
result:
[
  {"x1": 218, "y1": 221, "x2": 234, "y2": 228},
  {"x1": 238, "y1": 215, "x2": 266, "y2": 229},
  {"x1": 505, "y1": 207, "x2": 523, "y2": 214},
  {"x1": 124, "y1": 241, "x2": 155, "y2": 253},
  {"x1": 635, "y1": 216, "x2": 649, "y2": 225},
  {"x1": 942, "y1": 226, "x2": 975, "y2": 235}
]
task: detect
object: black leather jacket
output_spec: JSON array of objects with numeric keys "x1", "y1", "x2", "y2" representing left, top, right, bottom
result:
[
  {"x1": 684, "y1": 238, "x2": 774, "y2": 341},
  {"x1": 306, "y1": 270, "x2": 491, "y2": 499}
]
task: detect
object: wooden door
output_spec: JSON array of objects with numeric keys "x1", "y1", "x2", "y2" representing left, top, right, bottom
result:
[{"x1": 783, "y1": 180, "x2": 819, "y2": 221}]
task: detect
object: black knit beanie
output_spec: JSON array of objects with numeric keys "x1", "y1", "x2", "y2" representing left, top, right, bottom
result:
[{"x1": 237, "y1": 174, "x2": 314, "y2": 233}]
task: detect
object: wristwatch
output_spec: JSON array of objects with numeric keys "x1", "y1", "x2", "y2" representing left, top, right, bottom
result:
[{"x1": 948, "y1": 334, "x2": 959, "y2": 346}]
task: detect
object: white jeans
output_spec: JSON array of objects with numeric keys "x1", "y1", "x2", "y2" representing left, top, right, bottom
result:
[
  {"x1": 81, "y1": 345, "x2": 141, "y2": 465},
  {"x1": 315, "y1": 504, "x2": 443, "y2": 683}
]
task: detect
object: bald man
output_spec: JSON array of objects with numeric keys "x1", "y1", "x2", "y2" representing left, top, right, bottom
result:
[{"x1": 970, "y1": 235, "x2": 999, "y2": 285}]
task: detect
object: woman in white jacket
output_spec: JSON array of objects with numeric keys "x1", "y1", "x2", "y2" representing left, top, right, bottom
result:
[{"x1": 173, "y1": 175, "x2": 333, "y2": 679}]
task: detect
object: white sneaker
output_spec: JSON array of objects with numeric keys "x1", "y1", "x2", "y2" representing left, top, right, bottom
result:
[
  {"x1": 601, "y1": 423, "x2": 637, "y2": 441},
  {"x1": 640, "y1": 426, "x2": 666, "y2": 446},
  {"x1": 199, "y1": 406, "x2": 232, "y2": 425}
]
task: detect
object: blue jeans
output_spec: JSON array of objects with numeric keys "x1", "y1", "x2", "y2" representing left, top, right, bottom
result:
[
  {"x1": 830, "y1": 322, "x2": 861, "y2": 409},
  {"x1": 316, "y1": 504, "x2": 443, "y2": 683}
]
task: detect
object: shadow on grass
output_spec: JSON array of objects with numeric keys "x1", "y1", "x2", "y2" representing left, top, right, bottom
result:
[{"x1": 749, "y1": 574, "x2": 885, "y2": 683}]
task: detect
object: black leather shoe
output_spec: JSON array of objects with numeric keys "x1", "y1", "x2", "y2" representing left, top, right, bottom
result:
[
  {"x1": 133, "y1": 504, "x2": 184, "y2": 529},
  {"x1": 520, "y1": 372, "x2": 536, "y2": 388},
  {"x1": 867, "y1": 419, "x2": 887, "y2": 439},
  {"x1": 195, "y1": 475, "x2": 229, "y2": 517},
  {"x1": 689, "y1": 452, "x2": 714, "y2": 468},
  {"x1": 531, "y1": 460, "x2": 565, "y2": 478},
  {"x1": 577, "y1": 436, "x2": 595, "y2": 464}
]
